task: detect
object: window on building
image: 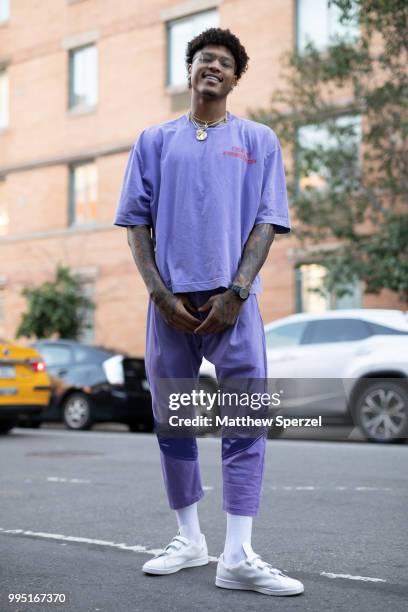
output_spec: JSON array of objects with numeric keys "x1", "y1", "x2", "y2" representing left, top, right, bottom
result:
[
  {"x1": 167, "y1": 9, "x2": 219, "y2": 88},
  {"x1": 297, "y1": 114, "x2": 361, "y2": 192},
  {"x1": 0, "y1": 180, "x2": 8, "y2": 235},
  {"x1": 0, "y1": 69, "x2": 9, "y2": 129},
  {"x1": 0, "y1": 0, "x2": 9, "y2": 23},
  {"x1": 68, "y1": 44, "x2": 97, "y2": 109},
  {"x1": 77, "y1": 279, "x2": 95, "y2": 344},
  {"x1": 297, "y1": 0, "x2": 359, "y2": 53},
  {"x1": 69, "y1": 162, "x2": 97, "y2": 226},
  {"x1": 0, "y1": 203, "x2": 8, "y2": 235},
  {"x1": 0, "y1": 283, "x2": 5, "y2": 340},
  {"x1": 295, "y1": 263, "x2": 361, "y2": 313}
]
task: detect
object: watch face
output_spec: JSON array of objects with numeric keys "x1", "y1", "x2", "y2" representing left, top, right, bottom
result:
[{"x1": 239, "y1": 287, "x2": 249, "y2": 300}]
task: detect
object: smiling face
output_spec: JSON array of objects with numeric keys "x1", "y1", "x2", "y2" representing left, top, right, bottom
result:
[{"x1": 188, "y1": 44, "x2": 238, "y2": 99}]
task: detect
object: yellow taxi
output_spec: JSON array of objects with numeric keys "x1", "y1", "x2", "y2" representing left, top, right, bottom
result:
[{"x1": 0, "y1": 341, "x2": 51, "y2": 434}]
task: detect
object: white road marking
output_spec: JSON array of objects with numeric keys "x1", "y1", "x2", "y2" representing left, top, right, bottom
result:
[
  {"x1": 46, "y1": 477, "x2": 91, "y2": 484},
  {"x1": 270, "y1": 486, "x2": 392, "y2": 492},
  {"x1": 21, "y1": 477, "x2": 393, "y2": 493},
  {"x1": 22, "y1": 478, "x2": 393, "y2": 493},
  {"x1": 0, "y1": 528, "x2": 219, "y2": 562},
  {"x1": 355, "y1": 486, "x2": 391, "y2": 491},
  {"x1": 13, "y1": 428, "x2": 146, "y2": 441},
  {"x1": 321, "y1": 572, "x2": 386, "y2": 582},
  {"x1": 0, "y1": 527, "x2": 390, "y2": 582}
]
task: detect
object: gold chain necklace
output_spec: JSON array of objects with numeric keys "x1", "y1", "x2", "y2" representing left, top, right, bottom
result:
[{"x1": 188, "y1": 110, "x2": 228, "y2": 141}]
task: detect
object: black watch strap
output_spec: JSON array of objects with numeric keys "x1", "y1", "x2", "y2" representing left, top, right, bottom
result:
[{"x1": 229, "y1": 284, "x2": 250, "y2": 300}]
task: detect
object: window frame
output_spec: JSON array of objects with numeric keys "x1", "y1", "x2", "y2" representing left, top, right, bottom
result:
[
  {"x1": 294, "y1": 113, "x2": 362, "y2": 197},
  {"x1": 68, "y1": 43, "x2": 98, "y2": 111},
  {"x1": 0, "y1": 0, "x2": 9, "y2": 24},
  {"x1": 295, "y1": 263, "x2": 331, "y2": 313},
  {"x1": 0, "y1": 177, "x2": 8, "y2": 235},
  {"x1": 295, "y1": 0, "x2": 359, "y2": 54},
  {"x1": 295, "y1": 262, "x2": 362, "y2": 314},
  {"x1": 68, "y1": 160, "x2": 98, "y2": 227},
  {"x1": 165, "y1": 7, "x2": 219, "y2": 89},
  {"x1": 76, "y1": 279, "x2": 96, "y2": 345},
  {"x1": 0, "y1": 67, "x2": 9, "y2": 130},
  {"x1": 0, "y1": 283, "x2": 5, "y2": 340}
]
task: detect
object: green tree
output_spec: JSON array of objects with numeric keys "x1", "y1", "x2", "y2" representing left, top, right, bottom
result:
[
  {"x1": 16, "y1": 264, "x2": 95, "y2": 340},
  {"x1": 250, "y1": 0, "x2": 408, "y2": 303}
]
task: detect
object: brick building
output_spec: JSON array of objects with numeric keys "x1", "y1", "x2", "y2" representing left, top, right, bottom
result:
[{"x1": 0, "y1": 0, "x2": 402, "y2": 355}]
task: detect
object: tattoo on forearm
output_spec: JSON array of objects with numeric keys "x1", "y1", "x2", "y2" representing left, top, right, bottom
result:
[
  {"x1": 126, "y1": 226, "x2": 173, "y2": 309},
  {"x1": 234, "y1": 224, "x2": 275, "y2": 288}
]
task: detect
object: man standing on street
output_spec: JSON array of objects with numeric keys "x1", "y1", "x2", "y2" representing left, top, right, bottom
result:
[{"x1": 114, "y1": 27, "x2": 304, "y2": 597}]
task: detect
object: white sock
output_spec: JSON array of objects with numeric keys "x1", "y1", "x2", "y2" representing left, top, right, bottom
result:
[
  {"x1": 223, "y1": 513, "x2": 253, "y2": 565},
  {"x1": 175, "y1": 502, "x2": 202, "y2": 543}
]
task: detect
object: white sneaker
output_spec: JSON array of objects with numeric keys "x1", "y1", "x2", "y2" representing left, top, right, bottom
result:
[
  {"x1": 142, "y1": 533, "x2": 208, "y2": 575},
  {"x1": 216, "y1": 542, "x2": 304, "y2": 596}
]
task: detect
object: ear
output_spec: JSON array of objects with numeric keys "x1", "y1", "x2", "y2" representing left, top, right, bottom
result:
[{"x1": 230, "y1": 77, "x2": 238, "y2": 91}]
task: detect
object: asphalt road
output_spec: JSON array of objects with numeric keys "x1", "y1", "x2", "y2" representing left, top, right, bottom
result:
[{"x1": 0, "y1": 427, "x2": 407, "y2": 612}]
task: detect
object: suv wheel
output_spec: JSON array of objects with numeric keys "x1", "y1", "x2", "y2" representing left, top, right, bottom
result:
[
  {"x1": 353, "y1": 380, "x2": 408, "y2": 443},
  {"x1": 63, "y1": 392, "x2": 94, "y2": 430}
]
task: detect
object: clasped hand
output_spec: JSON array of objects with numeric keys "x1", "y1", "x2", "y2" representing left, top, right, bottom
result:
[{"x1": 158, "y1": 290, "x2": 243, "y2": 334}]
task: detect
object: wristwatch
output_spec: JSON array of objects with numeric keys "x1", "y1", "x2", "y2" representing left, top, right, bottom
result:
[{"x1": 228, "y1": 283, "x2": 250, "y2": 301}]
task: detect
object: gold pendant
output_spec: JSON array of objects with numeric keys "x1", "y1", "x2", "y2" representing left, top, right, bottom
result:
[{"x1": 196, "y1": 128, "x2": 208, "y2": 141}]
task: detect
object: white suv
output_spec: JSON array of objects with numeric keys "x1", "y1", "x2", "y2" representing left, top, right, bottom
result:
[{"x1": 265, "y1": 309, "x2": 408, "y2": 443}]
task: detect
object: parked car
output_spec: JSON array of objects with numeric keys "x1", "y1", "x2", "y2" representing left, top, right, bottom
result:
[
  {"x1": 0, "y1": 341, "x2": 51, "y2": 434},
  {"x1": 264, "y1": 309, "x2": 408, "y2": 443},
  {"x1": 17, "y1": 340, "x2": 153, "y2": 432}
]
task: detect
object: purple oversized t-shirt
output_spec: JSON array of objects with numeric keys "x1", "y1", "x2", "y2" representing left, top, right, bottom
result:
[{"x1": 113, "y1": 112, "x2": 291, "y2": 294}]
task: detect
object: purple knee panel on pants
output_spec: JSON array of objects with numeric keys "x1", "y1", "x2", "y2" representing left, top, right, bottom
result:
[{"x1": 145, "y1": 289, "x2": 268, "y2": 516}]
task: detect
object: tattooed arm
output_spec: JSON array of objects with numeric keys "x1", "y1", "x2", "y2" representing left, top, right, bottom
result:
[
  {"x1": 194, "y1": 223, "x2": 275, "y2": 335},
  {"x1": 232, "y1": 223, "x2": 276, "y2": 291},
  {"x1": 127, "y1": 225, "x2": 200, "y2": 332}
]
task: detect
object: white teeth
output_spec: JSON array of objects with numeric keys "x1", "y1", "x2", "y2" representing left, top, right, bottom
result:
[{"x1": 204, "y1": 75, "x2": 220, "y2": 81}]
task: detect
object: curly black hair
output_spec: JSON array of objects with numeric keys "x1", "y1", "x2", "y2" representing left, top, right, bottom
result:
[{"x1": 185, "y1": 27, "x2": 249, "y2": 88}]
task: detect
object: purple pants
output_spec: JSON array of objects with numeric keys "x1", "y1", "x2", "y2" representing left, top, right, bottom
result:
[{"x1": 145, "y1": 289, "x2": 268, "y2": 516}]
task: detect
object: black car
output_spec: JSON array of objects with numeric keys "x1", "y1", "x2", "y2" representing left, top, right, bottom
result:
[{"x1": 17, "y1": 339, "x2": 153, "y2": 432}]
